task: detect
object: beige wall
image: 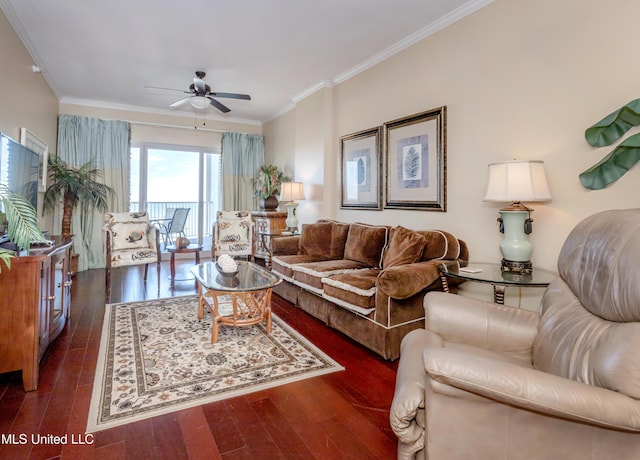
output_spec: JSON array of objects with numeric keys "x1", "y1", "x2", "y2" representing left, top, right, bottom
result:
[
  {"x1": 264, "y1": 0, "x2": 640, "y2": 284},
  {"x1": 0, "y1": 9, "x2": 58, "y2": 226},
  {"x1": 0, "y1": 10, "x2": 58, "y2": 147}
]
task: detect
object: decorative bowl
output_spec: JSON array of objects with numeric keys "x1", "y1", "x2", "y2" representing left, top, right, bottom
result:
[{"x1": 216, "y1": 262, "x2": 238, "y2": 277}]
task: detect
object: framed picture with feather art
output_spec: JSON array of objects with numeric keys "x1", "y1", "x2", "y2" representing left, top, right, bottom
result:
[
  {"x1": 339, "y1": 126, "x2": 382, "y2": 210},
  {"x1": 383, "y1": 106, "x2": 446, "y2": 211}
]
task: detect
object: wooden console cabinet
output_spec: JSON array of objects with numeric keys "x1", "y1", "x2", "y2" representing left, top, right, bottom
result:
[
  {"x1": 0, "y1": 237, "x2": 73, "y2": 391},
  {"x1": 252, "y1": 211, "x2": 287, "y2": 263}
]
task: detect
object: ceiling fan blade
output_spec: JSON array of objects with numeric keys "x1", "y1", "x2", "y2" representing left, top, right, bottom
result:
[
  {"x1": 169, "y1": 96, "x2": 191, "y2": 108},
  {"x1": 145, "y1": 85, "x2": 190, "y2": 94},
  {"x1": 208, "y1": 97, "x2": 231, "y2": 113},
  {"x1": 193, "y1": 77, "x2": 207, "y2": 93},
  {"x1": 211, "y1": 92, "x2": 251, "y2": 100}
]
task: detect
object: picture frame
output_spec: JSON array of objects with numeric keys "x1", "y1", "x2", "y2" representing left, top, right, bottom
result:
[
  {"x1": 20, "y1": 127, "x2": 48, "y2": 192},
  {"x1": 339, "y1": 126, "x2": 382, "y2": 210},
  {"x1": 383, "y1": 106, "x2": 446, "y2": 211}
]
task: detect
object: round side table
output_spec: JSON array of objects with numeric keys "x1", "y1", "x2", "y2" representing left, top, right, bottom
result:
[
  {"x1": 438, "y1": 261, "x2": 556, "y2": 305},
  {"x1": 167, "y1": 244, "x2": 204, "y2": 285}
]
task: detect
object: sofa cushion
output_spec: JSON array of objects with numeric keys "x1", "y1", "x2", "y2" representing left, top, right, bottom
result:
[
  {"x1": 382, "y1": 226, "x2": 427, "y2": 269},
  {"x1": 299, "y1": 222, "x2": 333, "y2": 257},
  {"x1": 299, "y1": 221, "x2": 350, "y2": 259},
  {"x1": 293, "y1": 259, "x2": 370, "y2": 294},
  {"x1": 344, "y1": 223, "x2": 389, "y2": 268},
  {"x1": 322, "y1": 269, "x2": 380, "y2": 315},
  {"x1": 417, "y1": 230, "x2": 461, "y2": 261},
  {"x1": 272, "y1": 254, "x2": 328, "y2": 280}
]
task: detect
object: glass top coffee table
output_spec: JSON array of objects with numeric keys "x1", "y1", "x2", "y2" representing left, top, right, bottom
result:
[
  {"x1": 190, "y1": 261, "x2": 282, "y2": 343},
  {"x1": 438, "y1": 261, "x2": 557, "y2": 305}
]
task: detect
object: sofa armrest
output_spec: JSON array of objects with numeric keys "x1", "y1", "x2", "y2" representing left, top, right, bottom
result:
[
  {"x1": 424, "y1": 349, "x2": 640, "y2": 431},
  {"x1": 270, "y1": 235, "x2": 300, "y2": 256},
  {"x1": 425, "y1": 291, "x2": 539, "y2": 360},
  {"x1": 377, "y1": 260, "x2": 444, "y2": 299},
  {"x1": 390, "y1": 329, "x2": 443, "y2": 459}
]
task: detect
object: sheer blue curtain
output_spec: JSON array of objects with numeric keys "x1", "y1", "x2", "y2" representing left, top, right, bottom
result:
[
  {"x1": 221, "y1": 132, "x2": 264, "y2": 210},
  {"x1": 56, "y1": 114, "x2": 130, "y2": 270}
]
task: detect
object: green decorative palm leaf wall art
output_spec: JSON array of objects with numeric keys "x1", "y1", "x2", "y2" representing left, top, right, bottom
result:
[{"x1": 581, "y1": 98, "x2": 640, "y2": 189}]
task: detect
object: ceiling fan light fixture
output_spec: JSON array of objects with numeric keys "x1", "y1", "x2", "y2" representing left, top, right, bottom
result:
[{"x1": 190, "y1": 96, "x2": 208, "y2": 109}]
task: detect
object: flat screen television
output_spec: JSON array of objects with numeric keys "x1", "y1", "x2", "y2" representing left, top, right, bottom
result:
[{"x1": 0, "y1": 131, "x2": 40, "y2": 209}]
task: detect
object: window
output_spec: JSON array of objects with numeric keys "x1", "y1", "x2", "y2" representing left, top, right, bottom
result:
[{"x1": 130, "y1": 144, "x2": 222, "y2": 250}]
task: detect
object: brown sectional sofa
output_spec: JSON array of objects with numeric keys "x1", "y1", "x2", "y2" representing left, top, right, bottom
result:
[{"x1": 270, "y1": 220, "x2": 468, "y2": 360}]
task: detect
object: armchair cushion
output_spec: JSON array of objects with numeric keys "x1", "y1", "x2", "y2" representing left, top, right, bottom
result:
[
  {"x1": 425, "y1": 291, "x2": 539, "y2": 363},
  {"x1": 424, "y1": 348, "x2": 640, "y2": 431},
  {"x1": 216, "y1": 210, "x2": 251, "y2": 243},
  {"x1": 534, "y1": 278, "x2": 640, "y2": 399},
  {"x1": 109, "y1": 222, "x2": 151, "y2": 250},
  {"x1": 104, "y1": 211, "x2": 159, "y2": 269},
  {"x1": 214, "y1": 210, "x2": 253, "y2": 258}
]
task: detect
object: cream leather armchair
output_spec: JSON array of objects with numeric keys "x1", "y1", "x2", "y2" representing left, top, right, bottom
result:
[{"x1": 390, "y1": 209, "x2": 640, "y2": 460}]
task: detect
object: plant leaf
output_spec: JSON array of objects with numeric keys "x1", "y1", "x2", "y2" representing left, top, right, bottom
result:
[
  {"x1": 579, "y1": 132, "x2": 640, "y2": 189},
  {"x1": 585, "y1": 98, "x2": 640, "y2": 147},
  {"x1": 2, "y1": 193, "x2": 45, "y2": 251}
]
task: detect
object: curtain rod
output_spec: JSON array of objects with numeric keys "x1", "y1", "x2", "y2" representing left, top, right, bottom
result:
[{"x1": 126, "y1": 119, "x2": 226, "y2": 133}]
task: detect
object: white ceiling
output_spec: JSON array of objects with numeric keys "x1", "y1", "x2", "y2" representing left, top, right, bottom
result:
[{"x1": 1, "y1": 0, "x2": 491, "y2": 124}]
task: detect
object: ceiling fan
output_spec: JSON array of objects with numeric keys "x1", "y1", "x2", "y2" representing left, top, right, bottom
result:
[{"x1": 151, "y1": 71, "x2": 251, "y2": 113}]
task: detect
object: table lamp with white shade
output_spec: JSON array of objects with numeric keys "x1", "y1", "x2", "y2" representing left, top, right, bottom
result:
[
  {"x1": 279, "y1": 182, "x2": 305, "y2": 233},
  {"x1": 484, "y1": 160, "x2": 552, "y2": 273}
]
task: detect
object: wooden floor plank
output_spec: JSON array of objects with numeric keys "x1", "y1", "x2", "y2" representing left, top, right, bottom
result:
[
  {"x1": 0, "y1": 260, "x2": 399, "y2": 459},
  {"x1": 177, "y1": 407, "x2": 221, "y2": 460}
]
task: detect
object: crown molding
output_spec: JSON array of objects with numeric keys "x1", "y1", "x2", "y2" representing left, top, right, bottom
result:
[
  {"x1": 283, "y1": 0, "x2": 494, "y2": 115},
  {"x1": 59, "y1": 97, "x2": 262, "y2": 126}
]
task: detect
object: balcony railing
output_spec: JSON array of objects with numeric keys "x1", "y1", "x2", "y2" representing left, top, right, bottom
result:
[{"x1": 131, "y1": 201, "x2": 218, "y2": 242}]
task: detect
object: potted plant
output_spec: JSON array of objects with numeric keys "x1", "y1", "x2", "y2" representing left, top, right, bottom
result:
[
  {"x1": 252, "y1": 164, "x2": 291, "y2": 210},
  {"x1": 0, "y1": 184, "x2": 46, "y2": 272},
  {"x1": 42, "y1": 155, "x2": 113, "y2": 273}
]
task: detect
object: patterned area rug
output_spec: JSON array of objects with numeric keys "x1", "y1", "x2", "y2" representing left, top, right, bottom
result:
[{"x1": 87, "y1": 295, "x2": 343, "y2": 432}]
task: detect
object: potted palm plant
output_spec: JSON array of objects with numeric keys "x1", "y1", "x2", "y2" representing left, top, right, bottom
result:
[
  {"x1": 0, "y1": 184, "x2": 46, "y2": 272},
  {"x1": 42, "y1": 155, "x2": 113, "y2": 273}
]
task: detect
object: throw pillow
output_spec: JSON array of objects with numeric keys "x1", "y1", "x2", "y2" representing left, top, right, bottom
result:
[
  {"x1": 343, "y1": 223, "x2": 389, "y2": 268},
  {"x1": 382, "y1": 226, "x2": 426, "y2": 268}
]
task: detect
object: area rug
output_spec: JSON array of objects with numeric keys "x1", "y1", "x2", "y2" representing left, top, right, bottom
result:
[{"x1": 87, "y1": 295, "x2": 343, "y2": 432}]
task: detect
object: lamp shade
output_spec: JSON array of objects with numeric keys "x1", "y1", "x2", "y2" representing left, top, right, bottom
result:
[
  {"x1": 484, "y1": 160, "x2": 551, "y2": 203},
  {"x1": 190, "y1": 96, "x2": 209, "y2": 109},
  {"x1": 279, "y1": 182, "x2": 305, "y2": 201}
]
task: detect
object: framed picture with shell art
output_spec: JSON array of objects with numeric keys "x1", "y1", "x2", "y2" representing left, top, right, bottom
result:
[
  {"x1": 339, "y1": 126, "x2": 382, "y2": 210},
  {"x1": 383, "y1": 106, "x2": 446, "y2": 211}
]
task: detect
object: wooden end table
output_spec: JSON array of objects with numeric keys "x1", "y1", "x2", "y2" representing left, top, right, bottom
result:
[{"x1": 167, "y1": 243, "x2": 203, "y2": 285}]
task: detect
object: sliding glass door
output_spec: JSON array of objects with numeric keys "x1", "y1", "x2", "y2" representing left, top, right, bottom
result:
[{"x1": 130, "y1": 144, "x2": 221, "y2": 250}]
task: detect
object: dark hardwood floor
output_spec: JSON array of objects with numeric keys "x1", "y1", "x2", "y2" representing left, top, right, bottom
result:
[{"x1": 0, "y1": 259, "x2": 399, "y2": 459}]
